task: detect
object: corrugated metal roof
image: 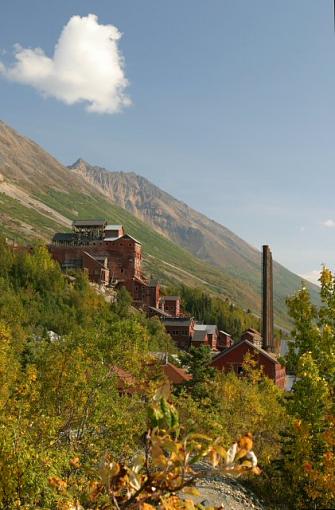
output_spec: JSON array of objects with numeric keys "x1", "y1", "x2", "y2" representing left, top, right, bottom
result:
[
  {"x1": 192, "y1": 330, "x2": 207, "y2": 342},
  {"x1": 205, "y1": 325, "x2": 217, "y2": 334},
  {"x1": 105, "y1": 225, "x2": 123, "y2": 230},
  {"x1": 194, "y1": 324, "x2": 217, "y2": 334},
  {"x1": 194, "y1": 324, "x2": 207, "y2": 331},
  {"x1": 73, "y1": 219, "x2": 106, "y2": 227},
  {"x1": 162, "y1": 296, "x2": 180, "y2": 301}
]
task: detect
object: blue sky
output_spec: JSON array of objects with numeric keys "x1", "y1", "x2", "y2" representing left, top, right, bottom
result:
[{"x1": 1, "y1": 0, "x2": 335, "y2": 283}]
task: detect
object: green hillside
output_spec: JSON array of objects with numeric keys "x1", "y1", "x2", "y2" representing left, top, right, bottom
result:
[
  {"x1": 0, "y1": 187, "x2": 265, "y2": 311},
  {"x1": 0, "y1": 120, "x2": 320, "y2": 329}
]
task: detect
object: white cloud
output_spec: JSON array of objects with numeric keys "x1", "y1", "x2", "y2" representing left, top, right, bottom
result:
[
  {"x1": 0, "y1": 14, "x2": 131, "y2": 113},
  {"x1": 300, "y1": 270, "x2": 321, "y2": 286},
  {"x1": 323, "y1": 219, "x2": 335, "y2": 228}
]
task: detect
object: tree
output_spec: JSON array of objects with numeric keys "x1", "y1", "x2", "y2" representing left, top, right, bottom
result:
[
  {"x1": 278, "y1": 267, "x2": 335, "y2": 509},
  {"x1": 179, "y1": 345, "x2": 216, "y2": 399},
  {"x1": 111, "y1": 286, "x2": 133, "y2": 318},
  {"x1": 47, "y1": 393, "x2": 260, "y2": 509}
]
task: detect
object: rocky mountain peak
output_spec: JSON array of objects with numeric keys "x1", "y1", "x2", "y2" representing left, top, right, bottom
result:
[{"x1": 68, "y1": 158, "x2": 89, "y2": 173}]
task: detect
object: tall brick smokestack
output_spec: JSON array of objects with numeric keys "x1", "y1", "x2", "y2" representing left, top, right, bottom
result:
[{"x1": 262, "y1": 245, "x2": 274, "y2": 352}]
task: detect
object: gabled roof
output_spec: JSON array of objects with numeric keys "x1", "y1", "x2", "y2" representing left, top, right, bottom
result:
[
  {"x1": 194, "y1": 324, "x2": 217, "y2": 334},
  {"x1": 192, "y1": 329, "x2": 207, "y2": 342},
  {"x1": 219, "y1": 330, "x2": 232, "y2": 336},
  {"x1": 212, "y1": 338, "x2": 281, "y2": 365},
  {"x1": 122, "y1": 234, "x2": 141, "y2": 244},
  {"x1": 163, "y1": 363, "x2": 192, "y2": 384},
  {"x1": 109, "y1": 365, "x2": 137, "y2": 392}
]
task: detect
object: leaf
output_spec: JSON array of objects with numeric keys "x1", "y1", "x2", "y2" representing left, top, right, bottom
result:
[
  {"x1": 209, "y1": 449, "x2": 219, "y2": 468},
  {"x1": 128, "y1": 470, "x2": 141, "y2": 491},
  {"x1": 214, "y1": 445, "x2": 226, "y2": 459},
  {"x1": 186, "y1": 433, "x2": 212, "y2": 442},
  {"x1": 132, "y1": 453, "x2": 145, "y2": 473},
  {"x1": 182, "y1": 486, "x2": 201, "y2": 496},
  {"x1": 109, "y1": 461, "x2": 121, "y2": 478}
]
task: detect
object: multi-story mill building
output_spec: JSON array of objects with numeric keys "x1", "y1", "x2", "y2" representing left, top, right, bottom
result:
[{"x1": 48, "y1": 220, "x2": 160, "y2": 308}]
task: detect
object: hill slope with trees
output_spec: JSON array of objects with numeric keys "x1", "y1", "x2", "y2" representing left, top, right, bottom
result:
[{"x1": 0, "y1": 120, "x2": 319, "y2": 327}]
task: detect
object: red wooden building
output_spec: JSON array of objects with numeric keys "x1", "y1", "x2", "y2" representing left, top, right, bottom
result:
[
  {"x1": 218, "y1": 330, "x2": 233, "y2": 350},
  {"x1": 159, "y1": 296, "x2": 181, "y2": 317},
  {"x1": 211, "y1": 338, "x2": 286, "y2": 388},
  {"x1": 191, "y1": 324, "x2": 218, "y2": 350},
  {"x1": 162, "y1": 317, "x2": 195, "y2": 350},
  {"x1": 48, "y1": 220, "x2": 160, "y2": 308}
]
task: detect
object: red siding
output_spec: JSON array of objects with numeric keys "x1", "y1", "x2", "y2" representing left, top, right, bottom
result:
[
  {"x1": 165, "y1": 324, "x2": 194, "y2": 350},
  {"x1": 211, "y1": 341, "x2": 285, "y2": 389},
  {"x1": 48, "y1": 236, "x2": 159, "y2": 307}
]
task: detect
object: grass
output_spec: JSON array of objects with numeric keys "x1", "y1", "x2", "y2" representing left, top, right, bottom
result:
[
  {"x1": 0, "y1": 193, "x2": 64, "y2": 235},
  {"x1": 1, "y1": 187, "x2": 314, "y2": 330},
  {"x1": 34, "y1": 189, "x2": 292, "y2": 327}
]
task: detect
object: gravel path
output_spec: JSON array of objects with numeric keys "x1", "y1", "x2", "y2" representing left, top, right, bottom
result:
[{"x1": 180, "y1": 463, "x2": 266, "y2": 509}]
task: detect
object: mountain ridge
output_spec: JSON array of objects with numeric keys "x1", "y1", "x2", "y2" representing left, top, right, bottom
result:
[
  {"x1": 69, "y1": 157, "x2": 319, "y2": 324},
  {"x1": 0, "y1": 120, "x2": 319, "y2": 327}
]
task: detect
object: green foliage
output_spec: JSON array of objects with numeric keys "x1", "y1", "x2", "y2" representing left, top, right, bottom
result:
[
  {"x1": 0, "y1": 237, "x2": 313, "y2": 508},
  {"x1": 176, "y1": 356, "x2": 286, "y2": 468},
  {"x1": 0, "y1": 239, "x2": 176, "y2": 508},
  {"x1": 175, "y1": 285, "x2": 260, "y2": 340},
  {"x1": 1, "y1": 182, "x2": 314, "y2": 329},
  {"x1": 179, "y1": 345, "x2": 216, "y2": 399},
  {"x1": 275, "y1": 267, "x2": 335, "y2": 509},
  {"x1": 47, "y1": 393, "x2": 260, "y2": 509},
  {"x1": 111, "y1": 286, "x2": 133, "y2": 317}
]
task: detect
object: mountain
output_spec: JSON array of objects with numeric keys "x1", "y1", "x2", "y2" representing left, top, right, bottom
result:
[
  {"x1": 69, "y1": 158, "x2": 320, "y2": 327},
  {"x1": 0, "y1": 120, "x2": 319, "y2": 327}
]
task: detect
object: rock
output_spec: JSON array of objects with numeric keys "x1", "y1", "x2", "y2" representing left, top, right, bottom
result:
[{"x1": 179, "y1": 462, "x2": 267, "y2": 510}]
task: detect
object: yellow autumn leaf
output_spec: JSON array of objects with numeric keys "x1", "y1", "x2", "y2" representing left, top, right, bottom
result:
[
  {"x1": 141, "y1": 503, "x2": 156, "y2": 510},
  {"x1": 182, "y1": 486, "x2": 201, "y2": 496}
]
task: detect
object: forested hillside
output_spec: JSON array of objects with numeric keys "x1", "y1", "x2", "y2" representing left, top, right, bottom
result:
[
  {"x1": 0, "y1": 239, "x2": 285, "y2": 508},
  {"x1": 0, "y1": 238, "x2": 333, "y2": 509}
]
